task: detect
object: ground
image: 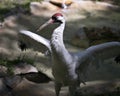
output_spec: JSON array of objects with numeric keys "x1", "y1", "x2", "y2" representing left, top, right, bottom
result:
[{"x1": 0, "y1": 0, "x2": 120, "y2": 96}]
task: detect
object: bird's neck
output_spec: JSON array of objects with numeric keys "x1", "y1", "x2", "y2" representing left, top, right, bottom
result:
[
  {"x1": 51, "y1": 21, "x2": 65, "y2": 47},
  {"x1": 51, "y1": 21, "x2": 70, "y2": 57}
]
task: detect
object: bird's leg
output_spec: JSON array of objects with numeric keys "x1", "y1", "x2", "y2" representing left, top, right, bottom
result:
[
  {"x1": 69, "y1": 84, "x2": 78, "y2": 96},
  {"x1": 68, "y1": 80, "x2": 80, "y2": 96},
  {"x1": 76, "y1": 72, "x2": 86, "y2": 85},
  {"x1": 78, "y1": 74, "x2": 86, "y2": 85},
  {"x1": 55, "y1": 82, "x2": 62, "y2": 96}
]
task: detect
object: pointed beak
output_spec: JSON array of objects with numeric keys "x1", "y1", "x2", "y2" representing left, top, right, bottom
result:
[{"x1": 37, "y1": 19, "x2": 54, "y2": 32}]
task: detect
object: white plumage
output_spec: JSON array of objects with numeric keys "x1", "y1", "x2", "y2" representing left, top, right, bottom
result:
[{"x1": 19, "y1": 13, "x2": 120, "y2": 96}]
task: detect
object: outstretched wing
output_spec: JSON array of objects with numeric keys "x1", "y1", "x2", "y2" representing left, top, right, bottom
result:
[
  {"x1": 20, "y1": 30, "x2": 51, "y2": 51},
  {"x1": 76, "y1": 42, "x2": 120, "y2": 72}
]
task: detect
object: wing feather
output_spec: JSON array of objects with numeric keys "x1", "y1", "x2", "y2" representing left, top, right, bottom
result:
[
  {"x1": 76, "y1": 42, "x2": 120, "y2": 72},
  {"x1": 20, "y1": 30, "x2": 51, "y2": 51},
  {"x1": 86, "y1": 42, "x2": 120, "y2": 59}
]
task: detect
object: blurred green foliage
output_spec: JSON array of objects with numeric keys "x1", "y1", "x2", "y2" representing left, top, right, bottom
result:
[
  {"x1": 0, "y1": 0, "x2": 43, "y2": 8},
  {"x1": 0, "y1": 54, "x2": 35, "y2": 75},
  {"x1": 0, "y1": 0, "x2": 43, "y2": 20},
  {"x1": 0, "y1": 56, "x2": 34, "y2": 67}
]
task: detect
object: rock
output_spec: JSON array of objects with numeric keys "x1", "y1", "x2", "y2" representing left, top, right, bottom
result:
[
  {"x1": 4, "y1": 5, "x2": 28, "y2": 18},
  {"x1": 20, "y1": 72, "x2": 51, "y2": 83},
  {"x1": 49, "y1": 0, "x2": 73, "y2": 8},
  {"x1": 70, "y1": 0, "x2": 119, "y2": 10},
  {"x1": 9, "y1": 79, "x2": 120, "y2": 96},
  {"x1": 0, "y1": 76, "x2": 22, "y2": 96},
  {"x1": 30, "y1": 2, "x2": 58, "y2": 16},
  {"x1": 71, "y1": 26, "x2": 120, "y2": 47},
  {"x1": 0, "y1": 78, "x2": 8, "y2": 94},
  {"x1": 79, "y1": 79, "x2": 120, "y2": 96},
  {"x1": 0, "y1": 20, "x2": 21, "y2": 60},
  {"x1": 0, "y1": 22, "x2": 4, "y2": 29},
  {"x1": 50, "y1": 0, "x2": 73, "y2": 4},
  {"x1": 71, "y1": 26, "x2": 89, "y2": 48},
  {"x1": 85, "y1": 27, "x2": 120, "y2": 45},
  {"x1": 13, "y1": 63, "x2": 38, "y2": 75},
  {"x1": 0, "y1": 66, "x2": 7, "y2": 77},
  {"x1": 3, "y1": 16, "x2": 17, "y2": 28},
  {"x1": 0, "y1": 66, "x2": 51, "y2": 96},
  {"x1": 4, "y1": 76, "x2": 22, "y2": 89},
  {"x1": 13, "y1": 78, "x2": 67, "y2": 96}
]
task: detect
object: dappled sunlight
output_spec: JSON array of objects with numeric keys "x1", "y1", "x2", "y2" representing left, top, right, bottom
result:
[
  {"x1": 12, "y1": 78, "x2": 120, "y2": 96},
  {"x1": 4, "y1": 16, "x2": 17, "y2": 28},
  {"x1": 66, "y1": 13, "x2": 87, "y2": 22},
  {"x1": 0, "y1": 0, "x2": 119, "y2": 74},
  {"x1": 13, "y1": 78, "x2": 65, "y2": 96},
  {"x1": 1, "y1": 0, "x2": 119, "y2": 80},
  {"x1": 81, "y1": 79, "x2": 120, "y2": 87},
  {"x1": 0, "y1": 28, "x2": 21, "y2": 60},
  {"x1": 0, "y1": 0, "x2": 120, "y2": 96},
  {"x1": 80, "y1": 79, "x2": 120, "y2": 95}
]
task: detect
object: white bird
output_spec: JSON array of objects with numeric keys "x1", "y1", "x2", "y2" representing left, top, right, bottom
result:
[
  {"x1": 49, "y1": 0, "x2": 71, "y2": 9},
  {"x1": 20, "y1": 13, "x2": 120, "y2": 96},
  {"x1": 61, "y1": 0, "x2": 67, "y2": 9}
]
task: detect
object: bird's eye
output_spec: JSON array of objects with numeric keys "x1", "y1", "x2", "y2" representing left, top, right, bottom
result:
[
  {"x1": 52, "y1": 16, "x2": 62, "y2": 23},
  {"x1": 52, "y1": 16, "x2": 57, "y2": 21}
]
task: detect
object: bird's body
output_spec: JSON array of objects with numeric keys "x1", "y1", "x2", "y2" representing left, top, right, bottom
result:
[
  {"x1": 20, "y1": 13, "x2": 120, "y2": 96},
  {"x1": 47, "y1": 15, "x2": 80, "y2": 95}
]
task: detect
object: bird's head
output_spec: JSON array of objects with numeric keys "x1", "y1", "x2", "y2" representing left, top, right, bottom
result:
[
  {"x1": 52, "y1": 13, "x2": 64, "y2": 23},
  {"x1": 37, "y1": 13, "x2": 64, "y2": 31}
]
